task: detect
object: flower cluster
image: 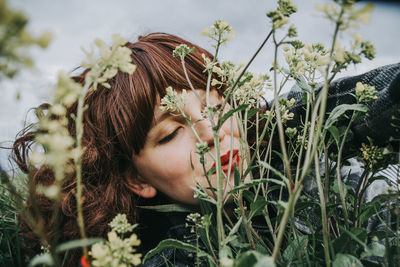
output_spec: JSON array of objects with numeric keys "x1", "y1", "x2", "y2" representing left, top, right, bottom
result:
[
  {"x1": 315, "y1": 2, "x2": 373, "y2": 31},
  {"x1": 82, "y1": 34, "x2": 136, "y2": 89},
  {"x1": 355, "y1": 82, "x2": 378, "y2": 104},
  {"x1": 278, "y1": 98, "x2": 295, "y2": 123},
  {"x1": 263, "y1": 98, "x2": 295, "y2": 129},
  {"x1": 202, "y1": 53, "x2": 217, "y2": 73},
  {"x1": 360, "y1": 40, "x2": 376, "y2": 60},
  {"x1": 285, "y1": 127, "x2": 298, "y2": 139},
  {"x1": 108, "y1": 214, "x2": 137, "y2": 235},
  {"x1": 89, "y1": 214, "x2": 141, "y2": 267},
  {"x1": 233, "y1": 73, "x2": 270, "y2": 106},
  {"x1": 211, "y1": 60, "x2": 241, "y2": 87},
  {"x1": 200, "y1": 20, "x2": 235, "y2": 46},
  {"x1": 283, "y1": 42, "x2": 330, "y2": 77},
  {"x1": 360, "y1": 137, "x2": 384, "y2": 169},
  {"x1": 160, "y1": 86, "x2": 188, "y2": 113},
  {"x1": 196, "y1": 142, "x2": 210, "y2": 165},
  {"x1": 30, "y1": 75, "x2": 83, "y2": 191},
  {"x1": 211, "y1": 60, "x2": 270, "y2": 106},
  {"x1": 173, "y1": 44, "x2": 195, "y2": 58},
  {"x1": 266, "y1": 0, "x2": 297, "y2": 30},
  {"x1": 185, "y1": 213, "x2": 211, "y2": 233},
  {"x1": 296, "y1": 121, "x2": 312, "y2": 150},
  {"x1": 314, "y1": 2, "x2": 376, "y2": 72}
]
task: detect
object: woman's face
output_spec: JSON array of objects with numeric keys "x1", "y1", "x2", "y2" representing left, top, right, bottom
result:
[{"x1": 131, "y1": 89, "x2": 247, "y2": 205}]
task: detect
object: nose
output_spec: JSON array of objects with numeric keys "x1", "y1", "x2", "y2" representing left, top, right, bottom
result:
[{"x1": 195, "y1": 118, "x2": 227, "y2": 147}]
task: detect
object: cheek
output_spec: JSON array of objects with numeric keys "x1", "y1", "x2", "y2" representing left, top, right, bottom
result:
[
  {"x1": 138, "y1": 145, "x2": 194, "y2": 183},
  {"x1": 221, "y1": 114, "x2": 240, "y2": 138}
]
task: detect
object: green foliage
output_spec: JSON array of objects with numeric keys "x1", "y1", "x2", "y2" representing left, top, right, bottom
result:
[
  {"x1": 0, "y1": 171, "x2": 28, "y2": 267},
  {"x1": 0, "y1": 0, "x2": 51, "y2": 79},
  {"x1": 2, "y1": 0, "x2": 399, "y2": 266}
]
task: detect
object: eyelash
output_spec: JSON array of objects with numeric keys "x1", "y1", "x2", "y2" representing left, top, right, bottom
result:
[{"x1": 158, "y1": 127, "x2": 181, "y2": 144}]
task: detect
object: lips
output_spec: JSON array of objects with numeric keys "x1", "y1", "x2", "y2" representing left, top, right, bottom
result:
[{"x1": 212, "y1": 149, "x2": 240, "y2": 174}]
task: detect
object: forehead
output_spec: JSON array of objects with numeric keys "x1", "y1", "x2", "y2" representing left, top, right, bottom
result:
[{"x1": 152, "y1": 88, "x2": 222, "y2": 124}]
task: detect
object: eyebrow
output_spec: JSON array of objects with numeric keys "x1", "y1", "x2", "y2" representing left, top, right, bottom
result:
[{"x1": 154, "y1": 110, "x2": 177, "y2": 126}]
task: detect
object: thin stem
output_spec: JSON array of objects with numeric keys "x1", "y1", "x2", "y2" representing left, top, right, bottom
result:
[
  {"x1": 272, "y1": 33, "x2": 292, "y2": 183},
  {"x1": 314, "y1": 152, "x2": 331, "y2": 267},
  {"x1": 74, "y1": 79, "x2": 92, "y2": 257},
  {"x1": 353, "y1": 168, "x2": 368, "y2": 225},
  {"x1": 239, "y1": 190, "x2": 256, "y2": 249},
  {"x1": 213, "y1": 133, "x2": 225, "y2": 250},
  {"x1": 180, "y1": 56, "x2": 206, "y2": 106}
]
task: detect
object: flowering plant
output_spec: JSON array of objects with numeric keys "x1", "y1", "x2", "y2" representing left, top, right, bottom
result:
[{"x1": 1, "y1": 0, "x2": 399, "y2": 267}]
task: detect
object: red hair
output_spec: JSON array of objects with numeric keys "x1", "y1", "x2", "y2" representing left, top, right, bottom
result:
[{"x1": 12, "y1": 33, "x2": 220, "y2": 266}]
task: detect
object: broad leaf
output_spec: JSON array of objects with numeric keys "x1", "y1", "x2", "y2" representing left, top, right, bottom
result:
[
  {"x1": 143, "y1": 239, "x2": 197, "y2": 262},
  {"x1": 28, "y1": 253, "x2": 54, "y2": 267},
  {"x1": 56, "y1": 237, "x2": 104, "y2": 252},
  {"x1": 137, "y1": 204, "x2": 194, "y2": 213},
  {"x1": 295, "y1": 75, "x2": 312, "y2": 94},
  {"x1": 234, "y1": 250, "x2": 275, "y2": 267},
  {"x1": 282, "y1": 235, "x2": 308, "y2": 264},
  {"x1": 218, "y1": 104, "x2": 249, "y2": 129},
  {"x1": 361, "y1": 240, "x2": 385, "y2": 258},
  {"x1": 250, "y1": 198, "x2": 268, "y2": 218},
  {"x1": 258, "y1": 161, "x2": 290, "y2": 188},
  {"x1": 229, "y1": 178, "x2": 285, "y2": 194},
  {"x1": 332, "y1": 253, "x2": 363, "y2": 267},
  {"x1": 324, "y1": 104, "x2": 368, "y2": 129}
]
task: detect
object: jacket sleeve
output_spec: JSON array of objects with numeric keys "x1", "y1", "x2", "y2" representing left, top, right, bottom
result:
[{"x1": 285, "y1": 62, "x2": 400, "y2": 153}]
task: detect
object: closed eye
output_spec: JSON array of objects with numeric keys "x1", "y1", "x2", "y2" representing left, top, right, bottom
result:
[{"x1": 158, "y1": 127, "x2": 181, "y2": 144}]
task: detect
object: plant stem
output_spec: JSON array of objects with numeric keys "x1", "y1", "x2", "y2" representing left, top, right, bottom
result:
[
  {"x1": 180, "y1": 56, "x2": 206, "y2": 106},
  {"x1": 272, "y1": 33, "x2": 292, "y2": 183},
  {"x1": 238, "y1": 190, "x2": 256, "y2": 249},
  {"x1": 74, "y1": 79, "x2": 91, "y2": 257},
  {"x1": 353, "y1": 168, "x2": 368, "y2": 226},
  {"x1": 213, "y1": 133, "x2": 225, "y2": 250},
  {"x1": 271, "y1": 183, "x2": 301, "y2": 261},
  {"x1": 314, "y1": 153, "x2": 331, "y2": 267}
]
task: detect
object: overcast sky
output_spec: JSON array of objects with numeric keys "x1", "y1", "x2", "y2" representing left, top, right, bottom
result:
[{"x1": 1, "y1": 0, "x2": 399, "y2": 168}]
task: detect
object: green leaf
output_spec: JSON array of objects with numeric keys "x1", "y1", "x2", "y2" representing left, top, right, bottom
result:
[
  {"x1": 339, "y1": 226, "x2": 368, "y2": 249},
  {"x1": 324, "y1": 104, "x2": 368, "y2": 130},
  {"x1": 332, "y1": 253, "x2": 363, "y2": 267},
  {"x1": 234, "y1": 250, "x2": 275, "y2": 267},
  {"x1": 56, "y1": 238, "x2": 104, "y2": 252},
  {"x1": 229, "y1": 178, "x2": 285, "y2": 194},
  {"x1": 364, "y1": 175, "x2": 392, "y2": 191},
  {"x1": 258, "y1": 161, "x2": 290, "y2": 188},
  {"x1": 223, "y1": 217, "x2": 243, "y2": 246},
  {"x1": 361, "y1": 240, "x2": 385, "y2": 258},
  {"x1": 137, "y1": 204, "x2": 194, "y2": 213},
  {"x1": 358, "y1": 201, "x2": 381, "y2": 225},
  {"x1": 250, "y1": 198, "x2": 268, "y2": 218},
  {"x1": 282, "y1": 235, "x2": 308, "y2": 263},
  {"x1": 234, "y1": 164, "x2": 240, "y2": 186},
  {"x1": 143, "y1": 239, "x2": 197, "y2": 262},
  {"x1": 247, "y1": 107, "x2": 259, "y2": 120},
  {"x1": 328, "y1": 125, "x2": 341, "y2": 148},
  {"x1": 218, "y1": 104, "x2": 249, "y2": 129},
  {"x1": 28, "y1": 253, "x2": 54, "y2": 267},
  {"x1": 332, "y1": 178, "x2": 352, "y2": 199},
  {"x1": 295, "y1": 75, "x2": 312, "y2": 94}
]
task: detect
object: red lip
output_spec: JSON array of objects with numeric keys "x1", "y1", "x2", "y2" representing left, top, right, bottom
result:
[{"x1": 212, "y1": 149, "x2": 240, "y2": 174}]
